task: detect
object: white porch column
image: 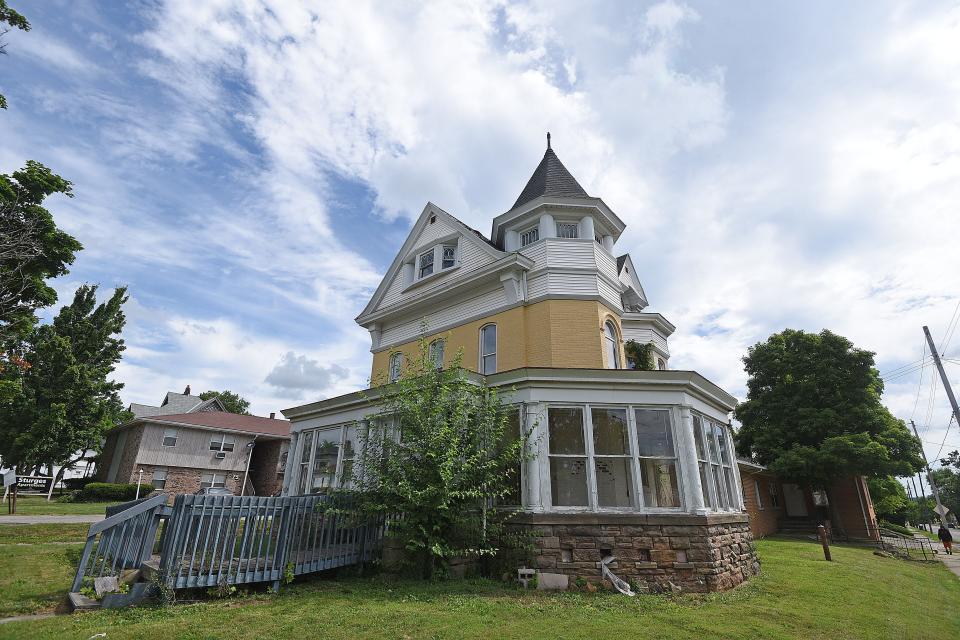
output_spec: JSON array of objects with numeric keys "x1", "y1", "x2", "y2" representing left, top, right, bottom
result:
[
  {"x1": 601, "y1": 235, "x2": 614, "y2": 252},
  {"x1": 678, "y1": 406, "x2": 708, "y2": 515},
  {"x1": 523, "y1": 402, "x2": 547, "y2": 512},
  {"x1": 281, "y1": 430, "x2": 300, "y2": 495}
]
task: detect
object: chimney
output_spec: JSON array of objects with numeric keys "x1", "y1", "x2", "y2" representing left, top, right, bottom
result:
[
  {"x1": 270, "y1": 412, "x2": 276, "y2": 419},
  {"x1": 184, "y1": 384, "x2": 191, "y2": 395}
]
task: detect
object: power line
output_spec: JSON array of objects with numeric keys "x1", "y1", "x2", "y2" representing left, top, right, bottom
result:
[
  {"x1": 934, "y1": 414, "x2": 957, "y2": 462},
  {"x1": 939, "y1": 298, "x2": 960, "y2": 354},
  {"x1": 910, "y1": 337, "x2": 928, "y2": 423}
]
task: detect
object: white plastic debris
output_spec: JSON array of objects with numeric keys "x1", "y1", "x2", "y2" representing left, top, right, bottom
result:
[{"x1": 600, "y1": 556, "x2": 635, "y2": 596}]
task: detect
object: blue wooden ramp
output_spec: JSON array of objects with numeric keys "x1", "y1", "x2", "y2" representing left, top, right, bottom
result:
[{"x1": 72, "y1": 493, "x2": 385, "y2": 594}]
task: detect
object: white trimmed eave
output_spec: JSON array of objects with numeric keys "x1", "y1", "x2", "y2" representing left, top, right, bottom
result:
[
  {"x1": 622, "y1": 311, "x2": 677, "y2": 337},
  {"x1": 357, "y1": 252, "x2": 535, "y2": 327},
  {"x1": 490, "y1": 196, "x2": 626, "y2": 246},
  {"x1": 283, "y1": 367, "x2": 736, "y2": 425},
  {"x1": 356, "y1": 202, "x2": 507, "y2": 322}
]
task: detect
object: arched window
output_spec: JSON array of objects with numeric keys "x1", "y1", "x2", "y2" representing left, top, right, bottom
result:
[
  {"x1": 480, "y1": 324, "x2": 497, "y2": 374},
  {"x1": 658, "y1": 358, "x2": 666, "y2": 371},
  {"x1": 429, "y1": 339, "x2": 445, "y2": 369},
  {"x1": 389, "y1": 352, "x2": 403, "y2": 382},
  {"x1": 603, "y1": 320, "x2": 620, "y2": 369}
]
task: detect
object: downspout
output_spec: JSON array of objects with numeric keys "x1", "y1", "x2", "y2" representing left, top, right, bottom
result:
[{"x1": 241, "y1": 435, "x2": 258, "y2": 496}]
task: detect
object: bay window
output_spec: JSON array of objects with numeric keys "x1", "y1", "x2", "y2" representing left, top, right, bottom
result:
[
  {"x1": 548, "y1": 408, "x2": 589, "y2": 506},
  {"x1": 634, "y1": 408, "x2": 681, "y2": 508},
  {"x1": 592, "y1": 408, "x2": 632, "y2": 507},
  {"x1": 545, "y1": 404, "x2": 684, "y2": 511},
  {"x1": 694, "y1": 413, "x2": 740, "y2": 511}
]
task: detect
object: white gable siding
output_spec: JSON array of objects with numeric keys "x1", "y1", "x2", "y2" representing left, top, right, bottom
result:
[
  {"x1": 378, "y1": 285, "x2": 508, "y2": 348},
  {"x1": 376, "y1": 222, "x2": 496, "y2": 312}
]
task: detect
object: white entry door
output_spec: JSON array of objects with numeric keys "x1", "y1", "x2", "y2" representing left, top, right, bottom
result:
[{"x1": 782, "y1": 483, "x2": 808, "y2": 517}]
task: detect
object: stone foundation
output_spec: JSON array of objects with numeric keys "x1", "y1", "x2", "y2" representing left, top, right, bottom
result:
[{"x1": 517, "y1": 512, "x2": 759, "y2": 593}]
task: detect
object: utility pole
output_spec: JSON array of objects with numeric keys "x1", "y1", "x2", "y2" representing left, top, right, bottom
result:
[
  {"x1": 911, "y1": 419, "x2": 949, "y2": 528},
  {"x1": 923, "y1": 325, "x2": 960, "y2": 429},
  {"x1": 921, "y1": 324, "x2": 960, "y2": 528}
]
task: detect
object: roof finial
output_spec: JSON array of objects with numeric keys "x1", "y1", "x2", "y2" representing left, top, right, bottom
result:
[{"x1": 546, "y1": 131, "x2": 551, "y2": 150}]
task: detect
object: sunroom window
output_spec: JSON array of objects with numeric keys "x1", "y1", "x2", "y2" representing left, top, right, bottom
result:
[
  {"x1": 592, "y1": 408, "x2": 632, "y2": 507},
  {"x1": 695, "y1": 415, "x2": 739, "y2": 511},
  {"x1": 693, "y1": 415, "x2": 714, "y2": 508},
  {"x1": 634, "y1": 408, "x2": 681, "y2": 508},
  {"x1": 548, "y1": 408, "x2": 589, "y2": 506}
]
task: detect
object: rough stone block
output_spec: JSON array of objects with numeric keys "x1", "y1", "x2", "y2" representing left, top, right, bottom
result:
[{"x1": 537, "y1": 572, "x2": 570, "y2": 591}]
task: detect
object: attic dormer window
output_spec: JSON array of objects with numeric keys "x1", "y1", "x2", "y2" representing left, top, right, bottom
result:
[
  {"x1": 442, "y1": 245, "x2": 456, "y2": 269},
  {"x1": 414, "y1": 242, "x2": 458, "y2": 281},
  {"x1": 557, "y1": 222, "x2": 579, "y2": 239},
  {"x1": 520, "y1": 227, "x2": 539, "y2": 247},
  {"x1": 418, "y1": 250, "x2": 434, "y2": 278}
]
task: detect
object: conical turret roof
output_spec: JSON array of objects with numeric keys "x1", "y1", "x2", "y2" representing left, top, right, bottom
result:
[{"x1": 511, "y1": 133, "x2": 589, "y2": 209}]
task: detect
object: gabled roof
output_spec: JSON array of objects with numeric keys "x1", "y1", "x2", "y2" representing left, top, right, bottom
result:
[
  {"x1": 129, "y1": 392, "x2": 226, "y2": 419},
  {"x1": 511, "y1": 138, "x2": 589, "y2": 209},
  {"x1": 616, "y1": 253, "x2": 648, "y2": 311},
  {"x1": 356, "y1": 202, "x2": 508, "y2": 324},
  {"x1": 147, "y1": 412, "x2": 290, "y2": 438}
]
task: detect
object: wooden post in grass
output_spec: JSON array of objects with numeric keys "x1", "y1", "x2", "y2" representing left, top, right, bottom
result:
[{"x1": 818, "y1": 524, "x2": 832, "y2": 561}]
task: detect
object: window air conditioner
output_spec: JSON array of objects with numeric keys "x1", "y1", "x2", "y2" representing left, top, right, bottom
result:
[{"x1": 215, "y1": 451, "x2": 226, "y2": 459}]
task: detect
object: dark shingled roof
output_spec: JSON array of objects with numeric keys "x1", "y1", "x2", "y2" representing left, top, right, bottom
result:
[
  {"x1": 616, "y1": 255, "x2": 627, "y2": 272},
  {"x1": 512, "y1": 145, "x2": 589, "y2": 210}
]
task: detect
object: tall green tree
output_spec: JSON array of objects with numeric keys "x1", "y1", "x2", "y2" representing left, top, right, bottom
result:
[
  {"x1": 354, "y1": 338, "x2": 528, "y2": 579},
  {"x1": 1, "y1": 162, "x2": 82, "y2": 345},
  {"x1": 0, "y1": 285, "x2": 130, "y2": 489},
  {"x1": 734, "y1": 329, "x2": 923, "y2": 492},
  {"x1": 867, "y1": 476, "x2": 911, "y2": 524},
  {"x1": 0, "y1": 1, "x2": 30, "y2": 110},
  {"x1": 199, "y1": 389, "x2": 251, "y2": 415}
]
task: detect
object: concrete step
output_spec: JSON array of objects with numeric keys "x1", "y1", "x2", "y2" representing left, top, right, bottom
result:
[
  {"x1": 68, "y1": 592, "x2": 101, "y2": 612},
  {"x1": 139, "y1": 558, "x2": 160, "y2": 582}
]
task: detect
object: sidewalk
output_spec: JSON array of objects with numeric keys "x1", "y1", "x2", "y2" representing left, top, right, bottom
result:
[
  {"x1": 0, "y1": 515, "x2": 103, "y2": 524},
  {"x1": 931, "y1": 527, "x2": 960, "y2": 579}
]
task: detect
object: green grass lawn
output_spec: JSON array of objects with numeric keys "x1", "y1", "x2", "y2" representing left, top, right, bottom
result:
[
  {"x1": 0, "y1": 536, "x2": 958, "y2": 638},
  {"x1": 0, "y1": 523, "x2": 91, "y2": 544},
  {"x1": 0, "y1": 495, "x2": 118, "y2": 516},
  {"x1": 0, "y1": 543, "x2": 81, "y2": 618}
]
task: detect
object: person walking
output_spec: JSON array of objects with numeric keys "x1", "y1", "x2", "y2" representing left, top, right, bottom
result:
[{"x1": 937, "y1": 525, "x2": 953, "y2": 555}]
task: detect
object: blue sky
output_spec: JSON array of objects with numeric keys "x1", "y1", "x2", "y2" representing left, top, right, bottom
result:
[{"x1": 3, "y1": 1, "x2": 960, "y2": 469}]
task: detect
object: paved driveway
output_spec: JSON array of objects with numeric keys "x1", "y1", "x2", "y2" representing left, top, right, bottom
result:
[{"x1": 0, "y1": 515, "x2": 102, "y2": 524}]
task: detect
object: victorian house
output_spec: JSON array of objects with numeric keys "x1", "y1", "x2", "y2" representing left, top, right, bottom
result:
[{"x1": 281, "y1": 138, "x2": 759, "y2": 592}]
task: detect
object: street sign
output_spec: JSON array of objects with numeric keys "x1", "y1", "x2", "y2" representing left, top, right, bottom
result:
[
  {"x1": 2, "y1": 471, "x2": 15, "y2": 488},
  {"x1": 15, "y1": 476, "x2": 53, "y2": 494},
  {"x1": 934, "y1": 504, "x2": 950, "y2": 517}
]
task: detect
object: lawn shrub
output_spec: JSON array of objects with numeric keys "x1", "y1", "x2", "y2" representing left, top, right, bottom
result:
[
  {"x1": 879, "y1": 520, "x2": 912, "y2": 536},
  {"x1": 63, "y1": 477, "x2": 96, "y2": 491},
  {"x1": 78, "y1": 482, "x2": 145, "y2": 502},
  {"x1": 56, "y1": 491, "x2": 80, "y2": 503}
]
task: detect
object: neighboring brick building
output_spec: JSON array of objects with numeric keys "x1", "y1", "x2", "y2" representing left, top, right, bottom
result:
[
  {"x1": 97, "y1": 389, "x2": 290, "y2": 496},
  {"x1": 737, "y1": 459, "x2": 878, "y2": 541},
  {"x1": 738, "y1": 461, "x2": 783, "y2": 538}
]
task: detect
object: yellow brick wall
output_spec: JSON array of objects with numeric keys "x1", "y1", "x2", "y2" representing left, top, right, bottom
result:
[{"x1": 370, "y1": 299, "x2": 626, "y2": 382}]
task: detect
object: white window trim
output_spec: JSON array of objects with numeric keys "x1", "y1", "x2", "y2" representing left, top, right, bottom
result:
[
  {"x1": 519, "y1": 226, "x2": 539, "y2": 247},
  {"x1": 209, "y1": 433, "x2": 235, "y2": 453},
  {"x1": 417, "y1": 248, "x2": 435, "y2": 279},
  {"x1": 755, "y1": 479, "x2": 764, "y2": 510},
  {"x1": 292, "y1": 422, "x2": 377, "y2": 494},
  {"x1": 556, "y1": 221, "x2": 579, "y2": 239},
  {"x1": 413, "y1": 242, "x2": 459, "y2": 283},
  {"x1": 161, "y1": 428, "x2": 178, "y2": 447},
  {"x1": 543, "y1": 403, "x2": 685, "y2": 514},
  {"x1": 388, "y1": 352, "x2": 403, "y2": 382},
  {"x1": 603, "y1": 320, "x2": 621, "y2": 369},
  {"x1": 429, "y1": 338, "x2": 445, "y2": 369},
  {"x1": 479, "y1": 323, "x2": 497, "y2": 374}
]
